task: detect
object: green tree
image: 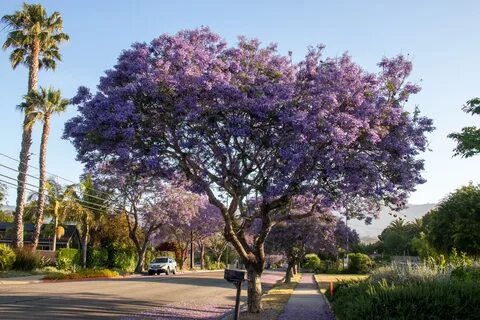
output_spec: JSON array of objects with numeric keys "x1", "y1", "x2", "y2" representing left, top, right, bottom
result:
[
  {"x1": 0, "y1": 183, "x2": 6, "y2": 206},
  {"x1": 449, "y1": 98, "x2": 480, "y2": 157},
  {"x1": 423, "y1": 183, "x2": 480, "y2": 256},
  {"x1": 19, "y1": 88, "x2": 69, "y2": 250},
  {"x1": 44, "y1": 179, "x2": 69, "y2": 251},
  {"x1": 2, "y1": 3, "x2": 68, "y2": 247},
  {"x1": 64, "y1": 176, "x2": 108, "y2": 268},
  {"x1": 378, "y1": 219, "x2": 421, "y2": 256}
]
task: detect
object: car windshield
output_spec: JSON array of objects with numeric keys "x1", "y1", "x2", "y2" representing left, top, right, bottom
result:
[{"x1": 153, "y1": 258, "x2": 168, "y2": 263}]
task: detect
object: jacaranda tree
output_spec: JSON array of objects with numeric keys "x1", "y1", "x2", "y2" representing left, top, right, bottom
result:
[
  {"x1": 96, "y1": 168, "x2": 199, "y2": 273},
  {"x1": 266, "y1": 215, "x2": 332, "y2": 283},
  {"x1": 64, "y1": 27, "x2": 433, "y2": 312}
]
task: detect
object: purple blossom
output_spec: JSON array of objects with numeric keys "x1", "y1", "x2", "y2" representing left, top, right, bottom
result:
[{"x1": 64, "y1": 27, "x2": 434, "y2": 311}]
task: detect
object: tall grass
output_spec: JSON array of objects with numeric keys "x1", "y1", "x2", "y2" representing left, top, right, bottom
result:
[{"x1": 369, "y1": 262, "x2": 450, "y2": 284}]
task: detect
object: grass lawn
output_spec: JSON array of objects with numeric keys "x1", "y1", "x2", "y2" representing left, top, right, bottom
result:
[
  {"x1": 314, "y1": 274, "x2": 368, "y2": 293},
  {"x1": 225, "y1": 274, "x2": 301, "y2": 320}
]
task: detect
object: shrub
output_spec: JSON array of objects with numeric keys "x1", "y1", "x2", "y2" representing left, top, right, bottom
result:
[
  {"x1": 302, "y1": 253, "x2": 321, "y2": 271},
  {"x1": 44, "y1": 268, "x2": 119, "y2": 280},
  {"x1": 370, "y1": 263, "x2": 449, "y2": 284},
  {"x1": 327, "y1": 279, "x2": 480, "y2": 320},
  {"x1": 347, "y1": 253, "x2": 373, "y2": 274},
  {"x1": 87, "y1": 248, "x2": 108, "y2": 268},
  {"x1": 56, "y1": 248, "x2": 81, "y2": 271},
  {"x1": 110, "y1": 248, "x2": 136, "y2": 272},
  {"x1": 451, "y1": 266, "x2": 480, "y2": 282},
  {"x1": 0, "y1": 244, "x2": 16, "y2": 271},
  {"x1": 204, "y1": 257, "x2": 225, "y2": 270},
  {"x1": 12, "y1": 247, "x2": 41, "y2": 271}
]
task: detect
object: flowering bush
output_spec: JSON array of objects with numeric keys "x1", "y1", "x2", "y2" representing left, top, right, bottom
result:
[{"x1": 44, "y1": 269, "x2": 119, "y2": 280}]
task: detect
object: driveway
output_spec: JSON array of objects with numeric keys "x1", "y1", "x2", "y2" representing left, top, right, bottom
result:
[{"x1": 0, "y1": 270, "x2": 284, "y2": 319}]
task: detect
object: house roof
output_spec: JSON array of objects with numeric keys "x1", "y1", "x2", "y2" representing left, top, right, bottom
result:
[{"x1": 0, "y1": 223, "x2": 78, "y2": 243}]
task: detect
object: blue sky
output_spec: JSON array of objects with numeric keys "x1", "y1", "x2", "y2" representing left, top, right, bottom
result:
[{"x1": 1, "y1": 0, "x2": 480, "y2": 206}]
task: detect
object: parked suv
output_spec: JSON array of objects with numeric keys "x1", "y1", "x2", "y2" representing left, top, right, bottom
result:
[{"x1": 148, "y1": 257, "x2": 177, "y2": 275}]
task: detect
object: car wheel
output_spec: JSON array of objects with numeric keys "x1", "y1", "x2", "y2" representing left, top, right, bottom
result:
[
  {"x1": 165, "y1": 268, "x2": 170, "y2": 275},
  {"x1": 172, "y1": 268, "x2": 176, "y2": 275},
  {"x1": 156, "y1": 270, "x2": 161, "y2": 275},
  {"x1": 148, "y1": 270, "x2": 155, "y2": 276}
]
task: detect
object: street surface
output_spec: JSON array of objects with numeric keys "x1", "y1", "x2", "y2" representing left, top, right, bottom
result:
[{"x1": 0, "y1": 270, "x2": 284, "y2": 319}]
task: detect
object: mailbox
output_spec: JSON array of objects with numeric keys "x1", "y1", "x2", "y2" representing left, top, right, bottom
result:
[
  {"x1": 224, "y1": 269, "x2": 245, "y2": 319},
  {"x1": 224, "y1": 269, "x2": 245, "y2": 284}
]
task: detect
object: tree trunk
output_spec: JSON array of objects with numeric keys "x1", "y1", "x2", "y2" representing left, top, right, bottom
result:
[
  {"x1": 52, "y1": 216, "x2": 58, "y2": 251},
  {"x1": 13, "y1": 38, "x2": 40, "y2": 248},
  {"x1": 82, "y1": 223, "x2": 89, "y2": 268},
  {"x1": 82, "y1": 235, "x2": 88, "y2": 268},
  {"x1": 134, "y1": 245, "x2": 147, "y2": 273},
  {"x1": 285, "y1": 263, "x2": 293, "y2": 284},
  {"x1": 200, "y1": 241, "x2": 205, "y2": 270},
  {"x1": 133, "y1": 234, "x2": 149, "y2": 274},
  {"x1": 32, "y1": 117, "x2": 51, "y2": 250},
  {"x1": 246, "y1": 264, "x2": 263, "y2": 313},
  {"x1": 190, "y1": 231, "x2": 194, "y2": 269},
  {"x1": 216, "y1": 254, "x2": 222, "y2": 269}
]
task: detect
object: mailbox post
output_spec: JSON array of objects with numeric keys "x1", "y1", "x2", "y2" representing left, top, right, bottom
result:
[{"x1": 224, "y1": 269, "x2": 245, "y2": 320}]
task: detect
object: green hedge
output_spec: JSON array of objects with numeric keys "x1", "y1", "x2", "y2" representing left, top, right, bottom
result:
[
  {"x1": 0, "y1": 244, "x2": 15, "y2": 271},
  {"x1": 347, "y1": 253, "x2": 373, "y2": 274},
  {"x1": 327, "y1": 279, "x2": 480, "y2": 320},
  {"x1": 56, "y1": 248, "x2": 81, "y2": 271},
  {"x1": 302, "y1": 253, "x2": 321, "y2": 271},
  {"x1": 87, "y1": 248, "x2": 108, "y2": 268},
  {"x1": 102, "y1": 243, "x2": 136, "y2": 272}
]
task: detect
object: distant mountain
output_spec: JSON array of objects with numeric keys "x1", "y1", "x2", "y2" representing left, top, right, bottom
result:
[{"x1": 350, "y1": 203, "x2": 437, "y2": 241}]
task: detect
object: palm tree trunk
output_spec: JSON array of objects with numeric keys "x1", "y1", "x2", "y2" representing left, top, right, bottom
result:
[
  {"x1": 13, "y1": 38, "x2": 40, "y2": 248},
  {"x1": 82, "y1": 222, "x2": 89, "y2": 268},
  {"x1": 52, "y1": 215, "x2": 58, "y2": 251},
  {"x1": 32, "y1": 116, "x2": 51, "y2": 250}
]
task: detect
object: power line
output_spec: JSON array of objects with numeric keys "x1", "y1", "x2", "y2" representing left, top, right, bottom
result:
[
  {"x1": 0, "y1": 163, "x2": 42, "y2": 185},
  {"x1": 0, "y1": 152, "x2": 114, "y2": 199},
  {"x1": 0, "y1": 158, "x2": 124, "y2": 209},
  {"x1": 0, "y1": 176, "x2": 115, "y2": 214}
]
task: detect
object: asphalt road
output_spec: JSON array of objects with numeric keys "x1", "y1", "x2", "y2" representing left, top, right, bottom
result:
[{"x1": 0, "y1": 270, "x2": 284, "y2": 320}]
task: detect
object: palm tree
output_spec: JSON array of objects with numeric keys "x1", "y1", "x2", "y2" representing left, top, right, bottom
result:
[
  {"x1": 2, "y1": 4, "x2": 69, "y2": 247},
  {"x1": 44, "y1": 180, "x2": 69, "y2": 251},
  {"x1": 19, "y1": 88, "x2": 69, "y2": 250},
  {"x1": 389, "y1": 218, "x2": 407, "y2": 231},
  {"x1": 64, "y1": 176, "x2": 108, "y2": 267}
]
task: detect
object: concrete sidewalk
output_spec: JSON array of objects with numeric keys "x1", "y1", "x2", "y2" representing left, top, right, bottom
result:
[
  {"x1": 278, "y1": 273, "x2": 334, "y2": 320},
  {"x1": 0, "y1": 275, "x2": 43, "y2": 285}
]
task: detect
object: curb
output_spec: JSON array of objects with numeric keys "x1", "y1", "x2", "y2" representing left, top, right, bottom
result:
[
  {"x1": 312, "y1": 275, "x2": 336, "y2": 320},
  {"x1": 1, "y1": 269, "x2": 226, "y2": 285},
  {"x1": 0, "y1": 279, "x2": 42, "y2": 285}
]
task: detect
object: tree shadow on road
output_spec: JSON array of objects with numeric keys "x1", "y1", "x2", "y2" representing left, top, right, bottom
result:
[{"x1": 0, "y1": 292, "x2": 156, "y2": 320}]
